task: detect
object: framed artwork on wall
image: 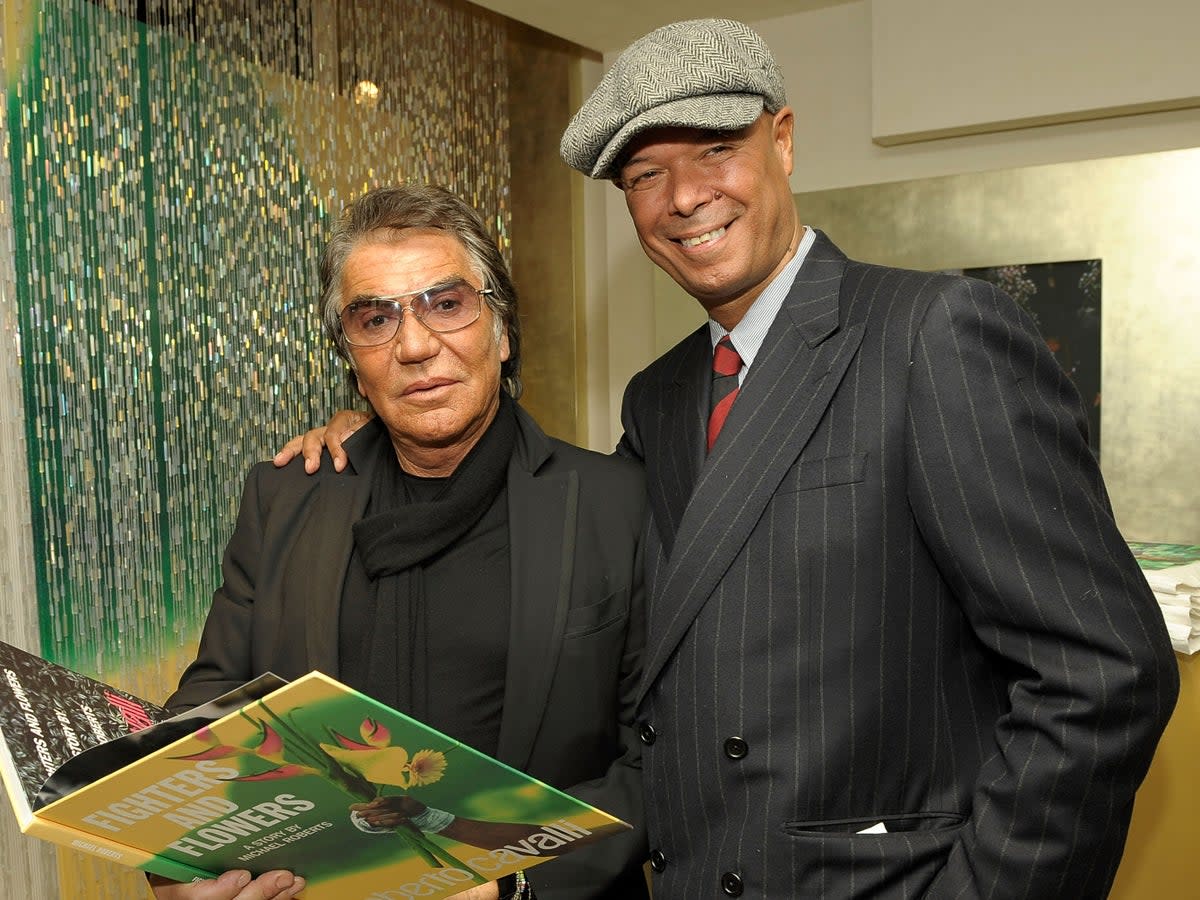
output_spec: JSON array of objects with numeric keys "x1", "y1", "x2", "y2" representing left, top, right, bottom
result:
[{"x1": 954, "y1": 259, "x2": 1102, "y2": 455}]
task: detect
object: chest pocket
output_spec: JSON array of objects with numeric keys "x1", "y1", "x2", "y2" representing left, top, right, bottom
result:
[
  {"x1": 778, "y1": 451, "x2": 868, "y2": 493},
  {"x1": 563, "y1": 588, "x2": 628, "y2": 639}
]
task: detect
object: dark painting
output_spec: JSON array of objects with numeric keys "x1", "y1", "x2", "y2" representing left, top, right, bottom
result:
[{"x1": 963, "y1": 260, "x2": 1102, "y2": 457}]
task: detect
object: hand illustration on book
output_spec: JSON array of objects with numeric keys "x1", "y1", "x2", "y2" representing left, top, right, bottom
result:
[
  {"x1": 351, "y1": 796, "x2": 575, "y2": 854},
  {"x1": 350, "y1": 795, "x2": 629, "y2": 857}
]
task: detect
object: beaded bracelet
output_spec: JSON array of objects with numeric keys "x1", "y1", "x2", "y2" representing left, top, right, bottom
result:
[{"x1": 498, "y1": 870, "x2": 532, "y2": 899}]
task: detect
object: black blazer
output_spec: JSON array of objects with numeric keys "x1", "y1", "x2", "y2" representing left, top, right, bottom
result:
[
  {"x1": 168, "y1": 404, "x2": 650, "y2": 899},
  {"x1": 619, "y1": 231, "x2": 1178, "y2": 899}
]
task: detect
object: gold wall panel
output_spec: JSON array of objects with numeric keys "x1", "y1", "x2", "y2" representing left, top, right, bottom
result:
[
  {"x1": 506, "y1": 23, "x2": 583, "y2": 445},
  {"x1": 794, "y1": 148, "x2": 1200, "y2": 545}
]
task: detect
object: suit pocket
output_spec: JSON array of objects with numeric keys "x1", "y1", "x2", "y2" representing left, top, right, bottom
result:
[
  {"x1": 563, "y1": 589, "x2": 627, "y2": 639},
  {"x1": 784, "y1": 811, "x2": 963, "y2": 835},
  {"x1": 777, "y1": 451, "x2": 868, "y2": 493},
  {"x1": 781, "y1": 812, "x2": 964, "y2": 897}
]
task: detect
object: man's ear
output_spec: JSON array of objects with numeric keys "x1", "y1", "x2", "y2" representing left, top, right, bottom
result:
[
  {"x1": 348, "y1": 364, "x2": 366, "y2": 398},
  {"x1": 772, "y1": 106, "x2": 795, "y2": 177}
]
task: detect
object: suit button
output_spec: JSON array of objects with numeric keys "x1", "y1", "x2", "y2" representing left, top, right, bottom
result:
[
  {"x1": 721, "y1": 871, "x2": 743, "y2": 896},
  {"x1": 649, "y1": 849, "x2": 667, "y2": 872},
  {"x1": 639, "y1": 722, "x2": 657, "y2": 745},
  {"x1": 723, "y1": 736, "x2": 748, "y2": 759}
]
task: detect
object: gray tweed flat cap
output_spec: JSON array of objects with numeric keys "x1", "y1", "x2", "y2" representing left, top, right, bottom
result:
[{"x1": 560, "y1": 18, "x2": 786, "y2": 180}]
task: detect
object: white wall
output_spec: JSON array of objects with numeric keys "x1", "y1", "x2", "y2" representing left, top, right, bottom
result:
[
  {"x1": 585, "y1": 0, "x2": 1200, "y2": 451},
  {"x1": 778, "y1": 0, "x2": 1200, "y2": 191},
  {"x1": 871, "y1": 0, "x2": 1200, "y2": 144}
]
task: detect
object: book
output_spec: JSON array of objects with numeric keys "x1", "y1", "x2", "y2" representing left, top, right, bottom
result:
[
  {"x1": 1128, "y1": 542, "x2": 1200, "y2": 655},
  {"x1": 0, "y1": 640, "x2": 630, "y2": 897}
]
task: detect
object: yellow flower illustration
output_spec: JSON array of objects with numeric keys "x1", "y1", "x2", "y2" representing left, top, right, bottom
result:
[
  {"x1": 320, "y1": 741, "x2": 412, "y2": 787},
  {"x1": 408, "y1": 749, "x2": 448, "y2": 786},
  {"x1": 321, "y1": 720, "x2": 449, "y2": 789}
]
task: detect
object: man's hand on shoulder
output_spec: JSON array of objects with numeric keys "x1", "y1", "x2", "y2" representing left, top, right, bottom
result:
[
  {"x1": 272, "y1": 409, "x2": 372, "y2": 474},
  {"x1": 148, "y1": 869, "x2": 305, "y2": 900}
]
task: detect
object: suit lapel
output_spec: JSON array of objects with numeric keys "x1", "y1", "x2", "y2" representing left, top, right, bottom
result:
[
  {"x1": 646, "y1": 330, "x2": 709, "y2": 557},
  {"x1": 638, "y1": 235, "x2": 865, "y2": 703},
  {"x1": 300, "y1": 424, "x2": 385, "y2": 675},
  {"x1": 495, "y1": 413, "x2": 576, "y2": 770}
]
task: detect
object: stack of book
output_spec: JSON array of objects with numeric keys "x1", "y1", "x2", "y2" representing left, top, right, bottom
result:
[{"x1": 1129, "y1": 542, "x2": 1200, "y2": 655}]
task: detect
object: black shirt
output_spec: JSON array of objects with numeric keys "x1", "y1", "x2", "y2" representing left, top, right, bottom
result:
[{"x1": 339, "y1": 474, "x2": 511, "y2": 757}]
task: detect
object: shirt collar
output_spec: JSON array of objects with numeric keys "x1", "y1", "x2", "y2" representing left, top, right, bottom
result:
[{"x1": 707, "y1": 225, "x2": 817, "y2": 370}]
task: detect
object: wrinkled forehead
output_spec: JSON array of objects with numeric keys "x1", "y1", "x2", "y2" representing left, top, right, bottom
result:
[{"x1": 341, "y1": 229, "x2": 477, "y2": 300}]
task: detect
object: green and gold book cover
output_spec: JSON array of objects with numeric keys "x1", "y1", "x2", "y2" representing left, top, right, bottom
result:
[{"x1": 1, "y1": 644, "x2": 628, "y2": 898}]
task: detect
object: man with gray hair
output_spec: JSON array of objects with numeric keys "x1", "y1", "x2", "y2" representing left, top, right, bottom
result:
[
  {"x1": 558, "y1": 16, "x2": 1176, "y2": 900},
  {"x1": 282, "y1": 19, "x2": 1177, "y2": 900},
  {"x1": 159, "y1": 184, "x2": 650, "y2": 900}
]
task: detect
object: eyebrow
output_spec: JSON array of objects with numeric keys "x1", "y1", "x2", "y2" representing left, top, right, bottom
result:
[
  {"x1": 347, "y1": 276, "x2": 470, "y2": 305},
  {"x1": 619, "y1": 127, "x2": 750, "y2": 172}
]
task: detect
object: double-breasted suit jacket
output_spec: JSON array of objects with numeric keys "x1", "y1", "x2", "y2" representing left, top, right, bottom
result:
[
  {"x1": 618, "y1": 231, "x2": 1177, "y2": 899},
  {"x1": 168, "y1": 405, "x2": 651, "y2": 899}
]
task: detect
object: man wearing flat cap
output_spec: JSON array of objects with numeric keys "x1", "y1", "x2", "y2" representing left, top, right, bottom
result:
[
  {"x1": 282, "y1": 17, "x2": 1177, "y2": 900},
  {"x1": 559, "y1": 16, "x2": 1177, "y2": 900}
]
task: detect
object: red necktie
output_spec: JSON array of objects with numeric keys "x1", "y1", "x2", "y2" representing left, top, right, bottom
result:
[{"x1": 707, "y1": 336, "x2": 743, "y2": 452}]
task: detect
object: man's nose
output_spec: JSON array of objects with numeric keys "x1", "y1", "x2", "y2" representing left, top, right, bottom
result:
[
  {"x1": 668, "y1": 170, "x2": 716, "y2": 217},
  {"x1": 392, "y1": 310, "x2": 438, "y2": 362}
]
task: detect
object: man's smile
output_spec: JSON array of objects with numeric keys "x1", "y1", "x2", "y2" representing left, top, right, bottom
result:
[{"x1": 675, "y1": 225, "x2": 728, "y2": 250}]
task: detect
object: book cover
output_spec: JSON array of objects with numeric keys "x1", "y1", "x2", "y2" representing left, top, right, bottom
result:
[
  {"x1": 0, "y1": 641, "x2": 629, "y2": 898},
  {"x1": 0, "y1": 639, "x2": 219, "y2": 881},
  {"x1": 0, "y1": 640, "x2": 165, "y2": 806},
  {"x1": 1128, "y1": 542, "x2": 1200, "y2": 577}
]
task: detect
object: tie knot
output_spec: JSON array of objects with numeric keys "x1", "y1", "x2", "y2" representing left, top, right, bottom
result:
[{"x1": 712, "y1": 336, "x2": 742, "y2": 377}]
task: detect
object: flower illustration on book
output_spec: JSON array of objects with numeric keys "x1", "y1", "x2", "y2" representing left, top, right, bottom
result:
[
  {"x1": 174, "y1": 705, "x2": 481, "y2": 882},
  {"x1": 318, "y1": 718, "x2": 448, "y2": 791}
]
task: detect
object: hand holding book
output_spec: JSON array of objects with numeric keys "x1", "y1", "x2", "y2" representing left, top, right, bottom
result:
[{"x1": 147, "y1": 868, "x2": 306, "y2": 900}]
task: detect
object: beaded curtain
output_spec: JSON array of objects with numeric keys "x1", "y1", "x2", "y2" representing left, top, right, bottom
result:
[{"x1": 1, "y1": 0, "x2": 509, "y2": 894}]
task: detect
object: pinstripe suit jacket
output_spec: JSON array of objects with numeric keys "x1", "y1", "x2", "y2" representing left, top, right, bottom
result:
[{"x1": 617, "y1": 231, "x2": 1178, "y2": 899}]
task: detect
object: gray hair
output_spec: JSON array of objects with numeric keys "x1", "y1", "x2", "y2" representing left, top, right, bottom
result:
[{"x1": 319, "y1": 184, "x2": 522, "y2": 398}]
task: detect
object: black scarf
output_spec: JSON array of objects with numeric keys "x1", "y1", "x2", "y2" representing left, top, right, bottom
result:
[{"x1": 351, "y1": 392, "x2": 516, "y2": 718}]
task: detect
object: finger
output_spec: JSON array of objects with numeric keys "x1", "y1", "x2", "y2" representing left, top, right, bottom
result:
[
  {"x1": 329, "y1": 433, "x2": 350, "y2": 473},
  {"x1": 326, "y1": 410, "x2": 370, "y2": 472},
  {"x1": 299, "y1": 427, "x2": 329, "y2": 474},
  {"x1": 232, "y1": 871, "x2": 307, "y2": 900},
  {"x1": 272, "y1": 436, "x2": 305, "y2": 468},
  {"x1": 150, "y1": 869, "x2": 253, "y2": 899},
  {"x1": 360, "y1": 813, "x2": 405, "y2": 827}
]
